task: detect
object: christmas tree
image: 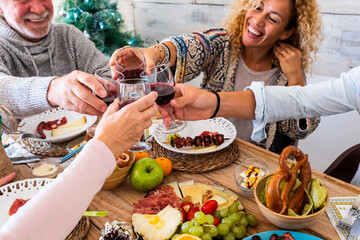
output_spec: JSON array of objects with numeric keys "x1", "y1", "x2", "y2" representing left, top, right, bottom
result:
[{"x1": 56, "y1": 0, "x2": 144, "y2": 57}]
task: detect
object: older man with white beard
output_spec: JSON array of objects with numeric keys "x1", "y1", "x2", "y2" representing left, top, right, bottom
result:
[{"x1": 0, "y1": 0, "x2": 111, "y2": 130}]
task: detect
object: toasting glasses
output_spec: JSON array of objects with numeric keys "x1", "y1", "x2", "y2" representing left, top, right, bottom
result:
[
  {"x1": 141, "y1": 63, "x2": 186, "y2": 134},
  {"x1": 117, "y1": 78, "x2": 152, "y2": 151},
  {"x1": 115, "y1": 46, "x2": 146, "y2": 79}
]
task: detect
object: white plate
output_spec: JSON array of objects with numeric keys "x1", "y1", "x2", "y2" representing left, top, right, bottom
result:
[
  {"x1": 19, "y1": 108, "x2": 97, "y2": 143},
  {"x1": 154, "y1": 118, "x2": 236, "y2": 154},
  {"x1": 0, "y1": 178, "x2": 53, "y2": 228}
]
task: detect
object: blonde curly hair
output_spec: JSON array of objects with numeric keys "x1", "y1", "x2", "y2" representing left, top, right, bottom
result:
[{"x1": 223, "y1": 0, "x2": 322, "y2": 74}]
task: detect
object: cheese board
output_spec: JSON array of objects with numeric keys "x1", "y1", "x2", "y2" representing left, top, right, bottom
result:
[{"x1": 131, "y1": 180, "x2": 258, "y2": 240}]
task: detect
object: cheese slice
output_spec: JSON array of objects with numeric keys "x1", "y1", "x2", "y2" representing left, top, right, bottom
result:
[
  {"x1": 51, "y1": 126, "x2": 84, "y2": 136},
  {"x1": 196, "y1": 183, "x2": 214, "y2": 192},
  {"x1": 57, "y1": 116, "x2": 86, "y2": 128},
  {"x1": 209, "y1": 194, "x2": 228, "y2": 206},
  {"x1": 179, "y1": 180, "x2": 195, "y2": 194},
  {"x1": 212, "y1": 189, "x2": 229, "y2": 199},
  {"x1": 183, "y1": 187, "x2": 203, "y2": 205},
  {"x1": 167, "y1": 181, "x2": 182, "y2": 198}
]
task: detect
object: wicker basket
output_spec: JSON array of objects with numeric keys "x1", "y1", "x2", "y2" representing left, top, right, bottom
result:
[
  {"x1": 0, "y1": 143, "x2": 14, "y2": 178},
  {"x1": 65, "y1": 216, "x2": 90, "y2": 240},
  {"x1": 102, "y1": 152, "x2": 136, "y2": 190},
  {"x1": 148, "y1": 139, "x2": 239, "y2": 173}
]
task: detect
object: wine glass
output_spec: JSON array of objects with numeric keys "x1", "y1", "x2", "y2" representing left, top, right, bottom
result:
[
  {"x1": 115, "y1": 46, "x2": 146, "y2": 79},
  {"x1": 117, "y1": 78, "x2": 152, "y2": 152},
  {"x1": 141, "y1": 63, "x2": 187, "y2": 134},
  {"x1": 94, "y1": 68, "x2": 124, "y2": 106}
]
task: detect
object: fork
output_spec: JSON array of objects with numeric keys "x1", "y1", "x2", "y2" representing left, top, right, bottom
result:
[
  {"x1": 3, "y1": 133, "x2": 41, "y2": 148},
  {"x1": 339, "y1": 194, "x2": 360, "y2": 229},
  {"x1": 348, "y1": 219, "x2": 360, "y2": 240}
]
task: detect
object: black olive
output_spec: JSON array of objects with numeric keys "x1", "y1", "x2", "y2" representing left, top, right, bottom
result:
[
  {"x1": 270, "y1": 233, "x2": 279, "y2": 240},
  {"x1": 252, "y1": 235, "x2": 261, "y2": 240}
]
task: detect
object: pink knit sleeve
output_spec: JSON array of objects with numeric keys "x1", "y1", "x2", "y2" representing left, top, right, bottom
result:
[{"x1": 0, "y1": 138, "x2": 116, "y2": 240}]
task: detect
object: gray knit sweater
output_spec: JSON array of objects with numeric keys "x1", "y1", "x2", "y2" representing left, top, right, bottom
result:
[{"x1": 0, "y1": 17, "x2": 109, "y2": 132}]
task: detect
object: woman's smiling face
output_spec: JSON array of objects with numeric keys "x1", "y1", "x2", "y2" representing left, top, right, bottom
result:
[{"x1": 242, "y1": 0, "x2": 295, "y2": 50}]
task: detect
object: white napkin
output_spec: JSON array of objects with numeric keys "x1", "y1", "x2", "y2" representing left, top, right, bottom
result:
[
  {"x1": 2, "y1": 134, "x2": 37, "y2": 164},
  {"x1": 326, "y1": 197, "x2": 360, "y2": 240}
]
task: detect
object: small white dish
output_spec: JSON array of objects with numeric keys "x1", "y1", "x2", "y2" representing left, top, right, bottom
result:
[{"x1": 234, "y1": 158, "x2": 269, "y2": 197}]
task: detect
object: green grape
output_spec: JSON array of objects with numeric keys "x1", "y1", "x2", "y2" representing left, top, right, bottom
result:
[
  {"x1": 181, "y1": 221, "x2": 194, "y2": 233},
  {"x1": 206, "y1": 214, "x2": 215, "y2": 224},
  {"x1": 171, "y1": 234, "x2": 180, "y2": 240},
  {"x1": 223, "y1": 232, "x2": 236, "y2": 240},
  {"x1": 221, "y1": 217, "x2": 232, "y2": 226},
  {"x1": 189, "y1": 225, "x2": 204, "y2": 236},
  {"x1": 220, "y1": 209, "x2": 228, "y2": 218},
  {"x1": 247, "y1": 213, "x2": 257, "y2": 226},
  {"x1": 200, "y1": 233, "x2": 212, "y2": 240},
  {"x1": 228, "y1": 212, "x2": 241, "y2": 223},
  {"x1": 217, "y1": 223, "x2": 230, "y2": 235},
  {"x1": 191, "y1": 219, "x2": 200, "y2": 226},
  {"x1": 213, "y1": 210, "x2": 223, "y2": 220},
  {"x1": 239, "y1": 216, "x2": 248, "y2": 227},
  {"x1": 228, "y1": 202, "x2": 238, "y2": 214},
  {"x1": 232, "y1": 226, "x2": 246, "y2": 238},
  {"x1": 238, "y1": 210, "x2": 246, "y2": 216},
  {"x1": 208, "y1": 225, "x2": 218, "y2": 237},
  {"x1": 194, "y1": 211, "x2": 206, "y2": 224}
]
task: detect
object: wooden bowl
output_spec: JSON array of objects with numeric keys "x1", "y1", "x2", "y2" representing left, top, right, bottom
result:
[
  {"x1": 102, "y1": 152, "x2": 136, "y2": 190},
  {"x1": 254, "y1": 174, "x2": 329, "y2": 230}
]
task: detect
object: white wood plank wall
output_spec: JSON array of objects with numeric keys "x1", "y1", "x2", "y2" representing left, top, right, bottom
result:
[{"x1": 117, "y1": 0, "x2": 360, "y2": 77}]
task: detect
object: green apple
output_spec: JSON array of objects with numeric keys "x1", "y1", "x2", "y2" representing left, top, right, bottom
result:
[{"x1": 130, "y1": 158, "x2": 164, "y2": 192}]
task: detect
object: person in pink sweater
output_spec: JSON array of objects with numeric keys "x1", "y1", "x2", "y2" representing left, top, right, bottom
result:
[{"x1": 0, "y1": 92, "x2": 158, "y2": 240}]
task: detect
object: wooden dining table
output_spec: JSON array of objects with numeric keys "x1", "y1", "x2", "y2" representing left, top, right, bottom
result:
[{"x1": 12, "y1": 138, "x2": 360, "y2": 240}]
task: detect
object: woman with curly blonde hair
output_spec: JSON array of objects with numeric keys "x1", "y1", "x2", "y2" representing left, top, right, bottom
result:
[
  {"x1": 111, "y1": 0, "x2": 323, "y2": 154},
  {"x1": 225, "y1": 0, "x2": 321, "y2": 75}
]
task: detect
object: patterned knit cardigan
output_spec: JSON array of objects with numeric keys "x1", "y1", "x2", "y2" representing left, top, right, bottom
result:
[{"x1": 162, "y1": 28, "x2": 320, "y2": 154}]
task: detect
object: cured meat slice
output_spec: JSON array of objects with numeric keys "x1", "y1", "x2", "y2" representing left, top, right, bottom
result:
[
  {"x1": 9, "y1": 198, "x2": 30, "y2": 216},
  {"x1": 133, "y1": 185, "x2": 182, "y2": 214}
]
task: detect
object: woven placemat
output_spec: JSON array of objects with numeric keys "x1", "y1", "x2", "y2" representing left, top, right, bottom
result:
[
  {"x1": 20, "y1": 133, "x2": 86, "y2": 157},
  {"x1": 149, "y1": 139, "x2": 239, "y2": 173},
  {"x1": 66, "y1": 216, "x2": 90, "y2": 240}
]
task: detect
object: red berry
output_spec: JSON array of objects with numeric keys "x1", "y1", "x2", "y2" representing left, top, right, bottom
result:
[{"x1": 186, "y1": 207, "x2": 200, "y2": 221}]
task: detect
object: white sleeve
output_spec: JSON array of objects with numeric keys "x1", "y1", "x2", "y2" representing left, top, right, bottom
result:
[
  {"x1": 0, "y1": 138, "x2": 116, "y2": 240},
  {"x1": 246, "y1": 66, "x2": 360, "y2": 142}
]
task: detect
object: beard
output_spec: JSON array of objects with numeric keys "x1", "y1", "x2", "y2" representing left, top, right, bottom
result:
[{"x1": 7, "y1": 10, "x2": 52, "y2": 42}]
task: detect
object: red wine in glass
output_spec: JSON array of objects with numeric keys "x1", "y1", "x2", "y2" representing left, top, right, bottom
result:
[
  {"x1": 121, "y1": 69, "x2": 144, "y2": 79},
  {"x1": 117, "y1": 78, "x2": 151, "y2": 151},
  {"x1": 120, "y1": 99, "x2": 136, "y2": 108},
  {"x1": 150, "y1": 82, "x2": 175, "y2": 106}
]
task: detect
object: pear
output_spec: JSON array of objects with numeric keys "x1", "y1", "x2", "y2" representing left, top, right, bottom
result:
[{"x1": 132, "y1": 206, "x2": 182, "y2": 240}]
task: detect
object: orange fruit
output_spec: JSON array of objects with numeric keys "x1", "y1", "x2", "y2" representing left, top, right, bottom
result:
[
  {"x1": 154, "y1": 157, "x2": 173, "y2": 176},
  {"x1": 135, "y1": 151, "x2": 151, "y2": 161},
  {"x1": 174, "y1": 234, "x2": 201, "y2": 240}
]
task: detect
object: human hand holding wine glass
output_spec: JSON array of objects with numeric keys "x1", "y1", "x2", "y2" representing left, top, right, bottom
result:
[
  {"x1": 141, "y1": 63, "x2": 186, "y2": 133},
  {"x1": 118, "y1": 78, "x2": 152, "y2": 151},
  {"x1": 114, "y1": 46, "x2": 147, "y2": 79},
  {"x1": 94, "y1": 68, "x2": 124, "y2": 106}
]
